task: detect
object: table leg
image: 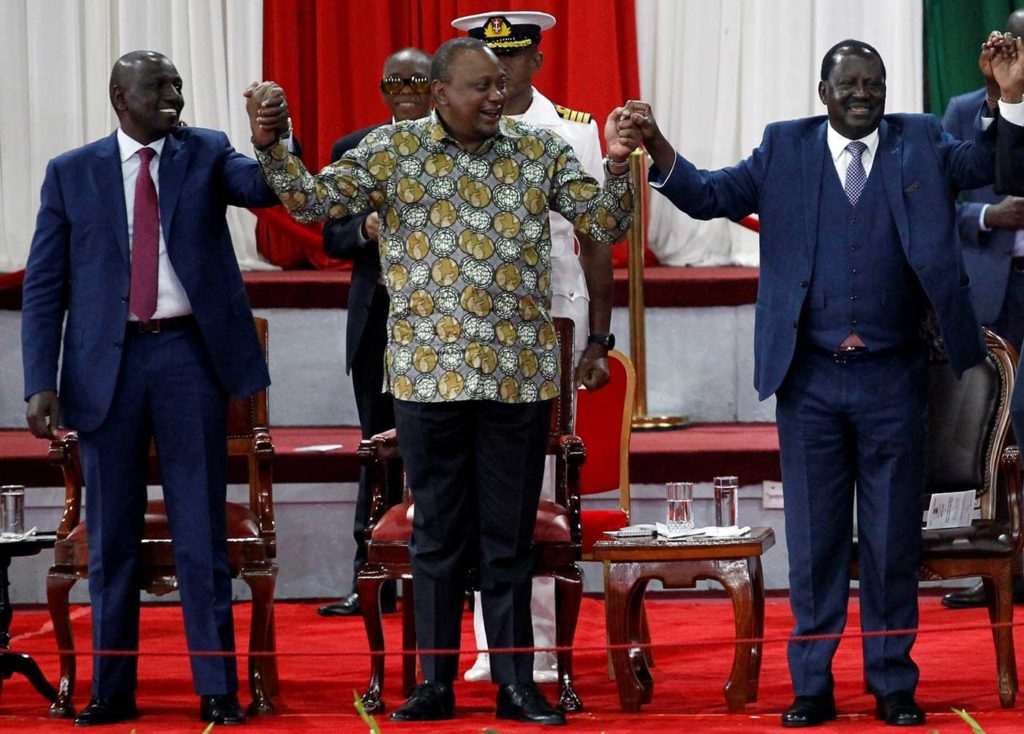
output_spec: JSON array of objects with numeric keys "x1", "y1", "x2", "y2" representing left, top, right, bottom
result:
[
  {"x1": 718, "y1": 557, "x2": 754, "y2": 712},
  {"x1": 0, "y1": 554, "x2": 57, "y2": 703},
  {"x1": 606, "y1": 562, "x2": 650, "y2": 712},
  {"x1": 747, "y1": 556, "x2": 765, "y2": 702}
]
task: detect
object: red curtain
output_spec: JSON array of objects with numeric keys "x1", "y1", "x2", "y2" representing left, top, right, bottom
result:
[{"x1": 259, "y1": 0, "x2": 642, "y2": 268}]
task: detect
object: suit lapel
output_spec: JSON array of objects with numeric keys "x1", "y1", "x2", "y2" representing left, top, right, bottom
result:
[
  {"x1": 877, "y1": 120, "x2": 911, "y2": 254},
  {"x1": 801, "y1": 122, "x2": 827, "y2": 264},
  {"x1": 158, "y1": 133, "x2": 189, "y2": 244},
  {"x1": 95, "y1": 131, "x2": 130, "y2": 264}
]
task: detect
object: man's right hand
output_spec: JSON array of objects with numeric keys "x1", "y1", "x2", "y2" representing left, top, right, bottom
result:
[
  {"x1": 26, "y1": 390, "x2": 59, "y2": 439},
  {"x1": 985, "y1": 196, "x2": 1024, "y2": 229},
  {"x1": 363, "y1": 212, "x2": 381, "y2": 241}
]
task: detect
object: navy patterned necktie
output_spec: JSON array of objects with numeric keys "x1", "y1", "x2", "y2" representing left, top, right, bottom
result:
[{"x1": 844, "y1": 141, "x2": 867, "y2": 205}]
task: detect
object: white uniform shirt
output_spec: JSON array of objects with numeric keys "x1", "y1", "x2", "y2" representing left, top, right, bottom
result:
[{"x1": 508, "y1": 88, "x2": 605, "y2": 307}]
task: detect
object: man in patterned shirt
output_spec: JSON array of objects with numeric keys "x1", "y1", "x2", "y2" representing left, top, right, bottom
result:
[{"x1": 245, "y1": 36, "x2": 639, "y2": 725}]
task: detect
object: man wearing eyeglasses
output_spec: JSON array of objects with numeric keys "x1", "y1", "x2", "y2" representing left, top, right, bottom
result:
[
  {"x1": 318, "y1": 47, "x2": 433, "y2": 619},
  {"x1": 449, "y1": 10, "x2": 615, "y2": 687}
]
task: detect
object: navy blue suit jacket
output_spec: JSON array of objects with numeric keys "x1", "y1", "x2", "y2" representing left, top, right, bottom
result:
[
  {"x1": 652, "y1": 114, "x2": 992, "y2": 400},
  {"x1": 22, "y1": 127, "x2": 279, "y2": 431},
  {"x1": 323, "y1": 123, "x2": 385, "y2": 374},
  {"x1": 943, "y1": 89, "x2": 1015, "y2": 325}
]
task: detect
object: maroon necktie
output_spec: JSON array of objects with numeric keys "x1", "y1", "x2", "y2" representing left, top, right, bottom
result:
[{"x1": 130, "y1": 147, "x2": 159, "y2": 323}]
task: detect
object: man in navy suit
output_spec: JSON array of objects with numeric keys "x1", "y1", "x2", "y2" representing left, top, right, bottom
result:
[
  {"x1": 318, "y1": 47, "x2": 432, "y2": 619},
  {"x1": 629, "y1": 40, "x2": 1007, "y2": 727},
  {"x1": 942, "y1": 11, "x2": 1024, "y2": 610},
  {"x1": 21, "y1": 50, "x2": 283, "y2": 727}
]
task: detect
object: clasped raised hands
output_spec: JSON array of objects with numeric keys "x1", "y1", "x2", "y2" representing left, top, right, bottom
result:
[{"x1": 244, "y1": 81, "x2": 290, "y2": 147}]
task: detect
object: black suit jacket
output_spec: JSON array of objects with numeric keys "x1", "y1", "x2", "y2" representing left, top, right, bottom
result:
[{"x1": 323, "y1": 123, "x2": 386, "y2": 373}]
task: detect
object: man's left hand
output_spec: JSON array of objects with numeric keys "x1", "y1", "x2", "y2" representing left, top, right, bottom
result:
[
  {"x1": 244, "y1": 81, "x2": 290, "y2": 147},
  {"x1": 575, "y1": 345, "x2": 610, "y2": 391}
]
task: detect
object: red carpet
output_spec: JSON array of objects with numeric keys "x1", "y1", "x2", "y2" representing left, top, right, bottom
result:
[{"x1": 2, "y1": 595, "x2": 1023, "y2": 732}]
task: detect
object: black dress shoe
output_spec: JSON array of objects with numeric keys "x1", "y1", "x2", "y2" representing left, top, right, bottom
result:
[
  {"x1": 876, "y1": 692, "x2": 925, "y2": 726},
  {"x1": 318, "y1": 593, "x2": 361, "y2": 617},
  {"x1": 318, "y1": 592, "x2": 397, "y2": 617},
  {"x1": 74, "y1": 694, "x2": 138, "y2": 726},
  {"x1": 781, "y1": 695, "x2": 837, "y2": 727},
  {"x1": 389, "y1": 681, "x2": 455, "y2": 721},
  {"x1": 496, "y1": 683, "x2": 566, "y2": 726},
  {"x1": 942, "y1": 578, "x2": 1024, "y2": 609},
  {"x1": 200, "y1": 693, "x2": 246, "y2": 725},
  {"x1": 942, "y1": 582, "x2": 987, "y2": 609}
]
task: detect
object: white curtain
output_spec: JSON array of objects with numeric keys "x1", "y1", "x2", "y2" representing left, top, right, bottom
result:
[
  {"x1": 0, "y1": 0, "x2": 272, "y2": 274},
  {"x1": 636, "y1": 0, "x2": 924, "y2": 266}
]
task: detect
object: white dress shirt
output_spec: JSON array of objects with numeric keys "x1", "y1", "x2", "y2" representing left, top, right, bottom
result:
[
  {"x1": 117, "y1": 128, "x2": 192, "y2": 320},
  {"x1": 825, "y1": 124, "x2": 879, "y2": 183}
]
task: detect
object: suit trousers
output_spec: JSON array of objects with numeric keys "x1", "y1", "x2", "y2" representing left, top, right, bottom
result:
[
  {"x1": 775, "y1": 346, "x2": 926, "y2": 698},
  {"x1": 349, "y1": 284, "x2": 402, "y2": 603},
  {"x1": 988, "y1": 267, "x2": 1024, "y2": 358},
  {"x1": 78, "y1": 324, "x2": 237, "y2": 696},
  {"x1": 393, "y1": 398, "x2": 552, "y2": 685}
]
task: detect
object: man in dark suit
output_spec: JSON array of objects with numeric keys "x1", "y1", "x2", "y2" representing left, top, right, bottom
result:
[
  {"x1": 318, "y1": 47, "x2": 432, "y2": 619},
  {"x1": 943, "y1": 12, "x2": 1024, "y2": 610},
  {"x1": 21, "y1": 50, "x2": 283, "y2": 727},
  {"x1": 632, "y1": 40, "x2": 1005, "y2": 727}
]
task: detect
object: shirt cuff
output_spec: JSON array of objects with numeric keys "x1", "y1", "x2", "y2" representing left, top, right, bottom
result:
[
  {"x1": 648, "y1": 156, "x2": 676, "y2": 189},
  {"x1": 979, "y1": 203, "x2": 991, "y2": 232},
  {"x1": 999, "y1": 98, "x2": 1024, "y2": 127}
]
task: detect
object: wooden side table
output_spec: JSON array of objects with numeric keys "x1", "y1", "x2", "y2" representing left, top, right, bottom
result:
[
  {"x1": 0, "y1": 532, "x2": 58, "y2": 704},
  {"x1": 592, "y1": 527, "x2": 775, "y2": 713}
]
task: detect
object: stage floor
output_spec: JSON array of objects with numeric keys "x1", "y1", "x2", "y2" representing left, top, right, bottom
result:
[{"x1": 2, "y1": 595, "x2": 1022, "y2": 732}]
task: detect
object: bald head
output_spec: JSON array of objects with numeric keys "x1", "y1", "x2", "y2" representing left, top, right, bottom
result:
[
  {"x1": 109, "y1": 50, "x2": 184, "y2": 144},
  {"x1": 1008, "y1": 10, "x2": 1024, "y2": 38},
  {"x1": 384, "y1": 47, "x2": 431, "y2": 74}
]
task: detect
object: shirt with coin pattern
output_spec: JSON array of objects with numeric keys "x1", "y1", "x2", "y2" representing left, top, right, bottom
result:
[{"x1": 255, "y1": 111, "x2": 634, "y2": 404}]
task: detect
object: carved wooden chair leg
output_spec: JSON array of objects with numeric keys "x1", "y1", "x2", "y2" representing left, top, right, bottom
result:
[
  {"x1": 358, "y1": 569, "x2": 387, "y2": 713},
  {"x1": 46, "y1": 571, "x2": 77, "y2": 719},
  {"x1": 244, "y1": 569, "x2": 277, "y2": 716},
  {"x1": 555, "y1": 568, "x2": 583, "y2": 712},
  {"x1": 401, "y1": 579, "x2": 416, "y2": 696},
  {"x1": 985, "y1": 568, "x2": 1017, "y2": 708}
]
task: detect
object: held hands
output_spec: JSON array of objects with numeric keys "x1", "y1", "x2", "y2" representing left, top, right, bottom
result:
[
  {"x1": 26, "y1": 390, "x2": 59, "y2": 440},
  {"x1": 604, "y1": 106, "x2": 646, "y2": 167},
  {"x1": 574, "y1": 345, "x2": 610, "y2": 391},
  {"x1": 984, "y1": 31, "x2": 1024, "y2": 103},
  {"x1": 244, "y1": 81, "x2": 290, "y2": 147}
]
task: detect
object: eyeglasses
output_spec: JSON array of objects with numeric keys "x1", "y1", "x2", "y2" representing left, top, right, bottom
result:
[{"x1": 380, "y1": 74, "x2": 430, "y2": 95}]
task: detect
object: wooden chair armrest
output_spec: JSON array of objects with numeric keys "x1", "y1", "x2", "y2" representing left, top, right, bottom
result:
[
  {"x1": 359, "y1": 428, "x2": 404, "y2": 529},
  {"x1": 48, "y1": 433, "x2": 83, "y2": 540},
  {"x1": 1000, "y1": 445, "x2": 1024, "y2": 554},
  {"x1": 248, "y1": 428, "x2": 276, "y2": 552}
]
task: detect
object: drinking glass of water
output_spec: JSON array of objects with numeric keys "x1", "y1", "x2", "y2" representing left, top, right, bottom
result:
[{"x1": 666, "y1": 481, "x2": 694, "y2": 532}]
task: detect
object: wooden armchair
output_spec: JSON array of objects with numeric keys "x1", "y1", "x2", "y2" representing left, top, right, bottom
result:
[
  {"x1": 852, "y1": 329, "x2": 1021, "y2": 707},
  {"x1": 356, "y1": 318, "x2": 586, "y2": 714},
  {"x1": 45, "y1": 317, "x2": 278, "y2": 718}
]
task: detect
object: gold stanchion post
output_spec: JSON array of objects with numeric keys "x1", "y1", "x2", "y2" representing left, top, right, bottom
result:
[{"x1": 627, "y1": 149, "x2": 687, "y2": 431}]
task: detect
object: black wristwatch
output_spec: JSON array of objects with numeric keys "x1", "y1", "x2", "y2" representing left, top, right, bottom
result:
[{"x1": 587, "y1": 332, "x2": 615, "y2": 350}]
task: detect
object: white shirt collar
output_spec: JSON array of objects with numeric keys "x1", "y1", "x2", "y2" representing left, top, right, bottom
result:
[
  {"x1": 826, "y1": 123, "x2": 879, "y2": 164},
  {"x1": 117, "y1": 128, "x2": 166, "y2": 163}
]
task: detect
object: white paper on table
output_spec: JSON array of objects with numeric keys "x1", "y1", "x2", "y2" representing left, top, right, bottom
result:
[
  {"x1": 0, "y1": 527, "x2": 38, "y2": 543},
  {"x1": 654, "y1": 522, "x2": 707, "y2": 539},
  {"x1": 604, "y1": 524, "x2": 657, "y2": 539},
  {"x1": 292, "y1": 444, "x2": 344, "y2": 453},
  {"x1": 924, "y1": 490, "x2": 975, "y2": 530}
]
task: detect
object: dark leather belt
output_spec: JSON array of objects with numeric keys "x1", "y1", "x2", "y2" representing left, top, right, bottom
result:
[
  {"x1": 1011, "y1": 256, "x2": 1024, "y2": 273},
  {"x1": 128, "y1": 315, "x2": 196, "y2": 334},
  {"x1": 804, "y1": 342, "x2": 910, "y2": 365}
]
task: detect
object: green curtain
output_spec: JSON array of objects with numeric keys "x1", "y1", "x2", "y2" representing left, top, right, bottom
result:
[{"x1": 925, "y1": 0, "x2": 1023, "y2": 115}]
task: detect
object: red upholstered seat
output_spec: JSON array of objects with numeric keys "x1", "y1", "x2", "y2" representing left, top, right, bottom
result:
[
  {"x1": 371, "y1": 499, "x2": 572, "y2": 544},
  {"x1": 581, "y1": 509, "x2": 629, "y2": 554},
  {"x1": 64, "y1": 500, "x2": 261, "y2": 543}
]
